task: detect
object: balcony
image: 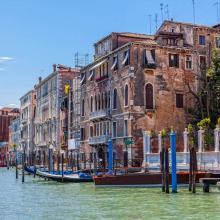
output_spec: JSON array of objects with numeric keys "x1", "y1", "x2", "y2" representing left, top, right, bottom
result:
[
  {"x1": 89, "y1": 109, "x2": 111, "y2": 122},
  {"x1": 88, "y1": 135, "x2": 110, "y2": 145}
]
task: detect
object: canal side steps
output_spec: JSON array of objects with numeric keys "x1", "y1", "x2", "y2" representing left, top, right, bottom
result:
[{"x1": 199, "y1": 178, "x2": 220, "y2": 192}]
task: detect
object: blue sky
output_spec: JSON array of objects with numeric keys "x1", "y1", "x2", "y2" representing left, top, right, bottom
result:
[{"x1": 0, "y1": 0, "x2": 219, "y2": 107}]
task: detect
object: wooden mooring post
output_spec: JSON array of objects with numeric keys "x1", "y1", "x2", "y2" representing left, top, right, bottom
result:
[{"x1": 189, "y1": 147, "x2": 197, "y2": 193}]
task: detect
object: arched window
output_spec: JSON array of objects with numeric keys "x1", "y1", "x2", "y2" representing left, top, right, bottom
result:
[
  {"x1": 95, "y1": 95, "x2": 97, "y2": 111},
  {"x1": 105, "y1": 92, "x2": 108, "y2": 108},
  {"x1": 90, "y1": 96, "x2": 93, "y2": 112},
  {"x1": 145, "y1": 83, "x2": 154, "y2": 109},
  {"x1": 81, "y1": 99, "x2": 85, "y2": 116},
  {"x1": 98, "y1": 94, "x2": 101, "y2": 110},
  {"x1": 113, "y1": 88, "x2": 117, "y2": 109},
  {"x1": 101, "y1": 93, "x2": 104, "y2": 109},
  {"x1": 124, "y1": 84, "x2": 129, "y2": 106},
  {"x1": 90, "y1": 126, "x2": 93, "y2": 137}
]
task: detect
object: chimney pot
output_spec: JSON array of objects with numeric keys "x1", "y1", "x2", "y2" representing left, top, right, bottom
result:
[
  {"x1": 38, "y1": 77, "x2": 42, "y2": 83},
  {"x1": 53, "y1": 64, "x2": 57, "y2": 72}
]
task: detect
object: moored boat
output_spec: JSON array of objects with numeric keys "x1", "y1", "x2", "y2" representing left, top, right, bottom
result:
[
  {"x1": 36, "y1": 170, "x2": 93, "y2": 183},
  {"x1": 24, "y1": 166, "x2": 37, "y2": 175},
  {"x1": 93, "y1": 171, "x2": 210, "y2": 187}
]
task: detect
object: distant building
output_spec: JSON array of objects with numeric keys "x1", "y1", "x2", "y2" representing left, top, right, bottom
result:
[
  {"x1": 0, "y1": 107, "x2": 19, "y2": 142},
  {"x1": 0, "y1": 107, "x2": 19, "y2": 166},
  {"x1": 34, "y1": 64, "x2": 80, "y2": 161},
  {"x1": 8, "y1": 116, "x2": 21, "y2": 164},
  {"x1": 19, "y1": 90, "x2": 36, "y2": 163}
]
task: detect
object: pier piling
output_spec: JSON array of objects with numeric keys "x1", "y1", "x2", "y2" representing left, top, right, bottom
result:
[{"x1": 170, "y1": 131, "x2": 177, "y2": 193}]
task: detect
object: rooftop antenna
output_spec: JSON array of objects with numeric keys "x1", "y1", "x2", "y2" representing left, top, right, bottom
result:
[
  {"x1": 160, "y1": 3, "x2": 164, "y2": 23},
  {"x1": 149, "y1": 14, "x2": 152, "y2": 34},
  {"x1": 155, "y1": 13, "x2": 158, "y2": 32},
  {"x1": 165, "y1": 4, "x2": 170, "y2": 20},
  {"x1": 192, "y1": 0, "x2": 196, "y2": 24},
  {"x1": 214, "y1": 1, "x2": 220, "y2": 23}
]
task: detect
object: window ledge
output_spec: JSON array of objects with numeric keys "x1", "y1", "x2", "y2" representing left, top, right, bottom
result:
[{"x1": 145, "y1": 109, "x2": 155, "y2": 113}]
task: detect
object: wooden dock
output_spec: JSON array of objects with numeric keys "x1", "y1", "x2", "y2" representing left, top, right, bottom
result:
[{"x1": 199, "y1": 178, "x2": 220, "y2": 192}]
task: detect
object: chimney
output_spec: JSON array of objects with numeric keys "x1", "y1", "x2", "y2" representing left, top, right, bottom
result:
[
  {"x1": 53, "y1": 64, "x2": 57, "y2": 72},
  {"x1": 38, "y1": 77, "x2": 42, "y2": 83}
]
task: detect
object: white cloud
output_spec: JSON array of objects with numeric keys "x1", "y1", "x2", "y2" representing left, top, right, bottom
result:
[
  {"x1": 0, "y1": 56, "x2": 14, "y2": 63},
  {"x1": 7, "y1": 103, "x2": 18, "y2": 108}
]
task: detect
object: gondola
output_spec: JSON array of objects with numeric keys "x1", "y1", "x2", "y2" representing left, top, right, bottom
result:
[
  {"x1": 24, "y1": 166, "x2": 37, "y2": 175},
  {"x1": 36, "y1": 169, "x2": 93, "y2": 183}
]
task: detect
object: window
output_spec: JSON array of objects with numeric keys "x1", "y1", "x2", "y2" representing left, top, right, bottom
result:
[
  {"x1": 80, "y1": 73, "x2": 86, "y2": 85},
  {"x1": 113, "y1": 88, "x2": 117, "y2": 109},
  {"x1": 145, "y1": 83, "x2": 154, "y2": 109},
  {"x1": 186, "y1": 55, "x2": 193, "y2": 69},
  {"x1": 124, "y1": 120, "x2": 128, "y2": 136},
  {"x1": 111, "y1": 55, "x2": 118, "y2": 71},
  {"x1": 200, "y1": 56, "x2": 206, "y2": 70},
  {"x1": 105, "y1": 92, "x2": 108, "y2": 108},
  {"x1": 176, "y1": 94, "x2": 183, "y2": 108},
  {"x1": 199, "y1": 35, "x2": 206, "y2": 45},
  {"x1": 90, "y1": 126, "x2": 93, "y2": 137},
  {"x1": 216, "y1": 37, "x2": 220, "y2": 48},
  {"x1": 144, "y1": 49, "x2": 156, "y2": 68},
  {"x1": 112, "y1": 122, "x2": 117, "y2": 138},
  {"x1": 124, "y1": 84, "x2": 129, "y2": 106},
  {"x1": 42, "y1": 84, "x2": 48, "y2": 97},
  {"x1": 80, "y1": 128, "x2": 85, "y2": 141},
  {"x1": 101, "y1": 93, "x2": 104, "y2": 109},
  {"x1": 122, "y1": 50, "x2": 130, "y2": 66},
  {"x1": 95, "y1": 96, "x2": 97, "y2": 111},
  {"x1": 90, "y1": 96, "x2": 93, "y2": 112},
  {"x1": 169, "y1": 54, "x2": 179, "y2": 67},
  {"x1": 81, "y1": 99, "x2": 85, "y2": 116},
  {"x1": 98, "y1": 94, "x2": 101, "y2": 110}
]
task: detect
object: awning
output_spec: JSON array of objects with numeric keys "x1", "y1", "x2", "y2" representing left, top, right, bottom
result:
[
  {"x1": 89, "y1": 59, "x2": 108, "y2": 71},
  {"x1": 122, "y1": 50, "x2": 129, "y2": 65},
  {"x1": 80, "y1": 73, "x2": 86, "y2": 84},
  {"x1": 111, "y1": 56, "x2": 118, "y2": 70},
  {"x1": 88, "y1": 70, "x2": 94, "y2": 81},
  {"x1": 146, "y1": 50, "x2": 155, "y2": 64}
]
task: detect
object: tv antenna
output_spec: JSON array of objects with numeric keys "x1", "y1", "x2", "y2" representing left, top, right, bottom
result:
[
  {"x1": 192, "y1": 0, "x2": 196, "y2": 24},
  {"x1": 155, "y1": 13, "x2": 158, "y2": 32},
  {"x1": 160, "y1": 3, "x2": 164, "y2": 23},
  {"x1": 165, "y1": 4, "x2": 170, "y2": 20},
  {"x1": 149, "y1": 14, "x2": 152, "y2": 34},
  {"x1": 214, "y1": 1, "x2": 220, "y2": 23}
]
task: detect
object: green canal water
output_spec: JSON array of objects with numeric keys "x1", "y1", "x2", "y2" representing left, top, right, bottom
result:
[{"x1": 1, "y1": 169, "x2": 220, "y2": 220}]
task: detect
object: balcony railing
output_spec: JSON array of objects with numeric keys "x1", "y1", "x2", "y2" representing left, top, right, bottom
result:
[
  {"x1": 89, "y1": 109, "x2": 111, "y2": 121},
  {"x1": 88, "y1": 135, "x2": 110, "y2": 145}
]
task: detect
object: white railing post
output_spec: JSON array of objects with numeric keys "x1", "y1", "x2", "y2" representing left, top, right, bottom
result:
[
  {"x1": 158, "y1": 132, "x2": 162, "y2": 153},
  {"x1": 143, "y1": 131, "x2": 147, "y2": 165},
  {"x1": 183, "y1": 128, "x2": 189, "y2": 153},
  {"x1": 214, "y1": 125, "x2": 220, "y2": 152},
  {"x1": 198, "y1": 128, "x2": 204, "y2": 153},
  {"x1": 183, "y1": 128, "x2": 189, "y2": 164},
  {"x1": 143, "y1": 131, "x2": 151, "y2": 166}
]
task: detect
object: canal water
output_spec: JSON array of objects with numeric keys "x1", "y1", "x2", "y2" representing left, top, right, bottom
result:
[{"x1": 1, "y1": 168, "x2": 220, "y2": 220}]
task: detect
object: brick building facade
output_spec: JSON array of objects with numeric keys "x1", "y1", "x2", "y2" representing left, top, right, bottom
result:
[{"x1": 78, "y1": 20, "x2": 220, "y2": 168}]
